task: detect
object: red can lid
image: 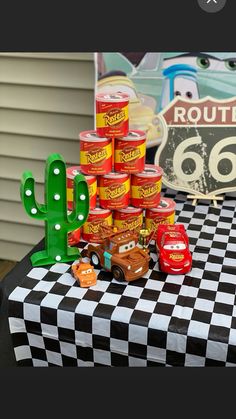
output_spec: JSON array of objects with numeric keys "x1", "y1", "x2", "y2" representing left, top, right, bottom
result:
[
  {"x1": 96, "y1": 92, "x2": 129, "y2": 103},
  {"x1": 66, "y1": 166, "x2": 96, "y2": 182},
  {"x1": 149, "y1": 197, "x2": 176, "y2": 213},
  {"x1": 89, "y1": 207, "x2": 111, "y2": 216},
  {"x1": 119, "y1": 130, "x2": 146, "y2": 141},
  {"x1": 79, "y1": 130, "x2": 108, "y2": 142},
  {"x1": 115, "y1": 206, "x2": 143, "y2": 215},
  {"x1": 133, "y1": 164, "x2": 163, "y2": 178},
  {"x1": 102, "y1": 172, "x2": 129, "y2": 180}
]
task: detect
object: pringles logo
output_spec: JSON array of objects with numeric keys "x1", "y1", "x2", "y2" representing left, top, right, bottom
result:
[
  {"x1": 104, "y1": 108, "x2": 125, "y2": 126},
  {"x1": 120, "y1": 146, "x2": 141, "y2": 163},
  {"x1": 88, "y1": 219, "x2": 107, "y2": 234},
  {"x1": 105, "y1": 183, "x2": 126, "y2": 200},
  {"x1": 138, "y1": 183, "x2": 158, "y2": 198},
  {"x1": 122, "y1": 217, "x2": 141, "y2": 231},
  {"x1": 86, "y1": 147, "x2": 107, "y2": 164}
]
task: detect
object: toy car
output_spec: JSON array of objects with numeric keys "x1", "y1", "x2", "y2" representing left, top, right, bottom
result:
[
  {"x1": 87, "y1": 225, "x2": 150, "y2": 282},
  {"x1": 71, "y1": 262, "x2": 97, "y2": 288},
  {"x1": 159, "y1": 64, "x2": 199, "y2": 111},
  {"x1": 156, "y1": 224, "x2": 192, "y2": 275}
]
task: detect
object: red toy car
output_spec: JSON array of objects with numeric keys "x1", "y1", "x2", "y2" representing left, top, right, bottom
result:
[{"x1": 156, "y1": 224, "x2": 192, "y2": 275}]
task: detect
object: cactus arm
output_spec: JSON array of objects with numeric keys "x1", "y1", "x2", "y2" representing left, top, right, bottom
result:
[
  {"x1": 20, "y1": 171, "x2": 46, "y2": 220},
  {"x1": 45, "y1": 154, "x2": 68, "y2": 219},
  {"x1": 67, "y1": 173, "x2": 89, "y2": 232}
]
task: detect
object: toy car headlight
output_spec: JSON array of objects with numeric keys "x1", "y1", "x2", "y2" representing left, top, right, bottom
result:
[
  {"x1": 184, "y1": 261, "x2": 190, "y2": 267},
  {"x1": 163, "y1": 261, "x2": 170, "y2": 267}
]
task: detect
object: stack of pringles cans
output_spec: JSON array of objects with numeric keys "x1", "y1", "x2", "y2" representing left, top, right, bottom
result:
[{"x1": 67, "y1": 92, "x2": 176, "y2": 244}]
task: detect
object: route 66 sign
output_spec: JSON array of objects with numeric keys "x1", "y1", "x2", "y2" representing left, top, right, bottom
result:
[{"x1": 155, "y1": 97, "x2": 236, "y2": 196}]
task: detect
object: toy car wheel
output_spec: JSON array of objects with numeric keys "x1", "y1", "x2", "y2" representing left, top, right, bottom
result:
[
  {"x1": 90, "y1": 252, "x2": 101, "y2": 268},
  {"x1": 112, "y1": 266, "x2": 125, "y2": 282}
]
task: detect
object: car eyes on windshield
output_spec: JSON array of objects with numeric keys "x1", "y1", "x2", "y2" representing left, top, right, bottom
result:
[
  {"x1": 164, "y1": 56, "x2": 236, "y2": 73},
  {"x1": 81, "y1": 269, "x2": 92, "y2": 275},
  {"x1": 119, "y1": 241, "x2": 136, "y2": 253},
  {"x1": 164, "y1": 244, "x2": 186, "y2": 250},
  {"x1": 197, "y1": 56, "x2": 210, "y2": 69},
  {"x1": 225, "y1": 59, "x2": 236, "y2": 71}
]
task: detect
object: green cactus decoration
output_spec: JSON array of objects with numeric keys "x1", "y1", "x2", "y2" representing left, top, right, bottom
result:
[{"x1": 20, "y1": 153, "x2": 89, "y2": 267}]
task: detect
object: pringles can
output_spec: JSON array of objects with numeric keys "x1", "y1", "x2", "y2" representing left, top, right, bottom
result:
[
  {"x1": 131, "y1": 164, "x2": 163, "y2": 208},
  {"x1": 66, "y1": 166, "x2": 97, "y2": 211},
  {"x1": 113, "y1": 207, "x2": 143, "y2": 232},
  {"x1": 82, "y1": 208, "x2": 112, "y2": 243},
  {"x1": 96, "y1": 92, "x2": 129, "y2": 138},
  {"x1": 114, "y1": 130, "x2": 146, "y2": 173},
  {"x1": 68, "y1": 228, "x2": 81, "y2": 246},
  {"x1": 145, "y1": 198, "x2": 176, "y2": 239},
  {"x1": 79, "y1": 130, "x2": 112, "y2": 175},
  {"x1": 114, "y1": 130, "x2": 146, "y2": 174},
  {"x1": 99, "y1": 172, "x2": 130, "y2": 210}
]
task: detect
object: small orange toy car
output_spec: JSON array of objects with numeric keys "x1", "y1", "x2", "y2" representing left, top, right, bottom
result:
[{"x1": 71, "y1": 262, "x2": 97, "y2": 288}]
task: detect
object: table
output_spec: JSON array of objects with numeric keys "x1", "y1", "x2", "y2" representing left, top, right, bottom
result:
[{"x1": 4, "y1": 189, "x2": 236, "y2": 366}]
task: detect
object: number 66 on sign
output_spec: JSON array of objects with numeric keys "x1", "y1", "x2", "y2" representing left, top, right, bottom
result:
[{"x1": 155, "y1": 97, "x2": 236, "y2": 198}]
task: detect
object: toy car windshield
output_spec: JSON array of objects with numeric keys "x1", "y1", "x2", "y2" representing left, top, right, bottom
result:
[
  {"x1": 119, "y1": 240, "x2": 136, "y2": 253},
  {"x1": 163, "y1": 243, "x2": 186, "y2": 250}
]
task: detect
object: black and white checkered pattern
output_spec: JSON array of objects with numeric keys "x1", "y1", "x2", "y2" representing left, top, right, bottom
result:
[{"x1": 8, "y1": 189, "x2": 236, "y2": 366}]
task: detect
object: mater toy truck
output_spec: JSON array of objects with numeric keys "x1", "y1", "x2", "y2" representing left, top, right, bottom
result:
[{"x1": 87, "y1": 225, "x2": 150, "y2": 282}]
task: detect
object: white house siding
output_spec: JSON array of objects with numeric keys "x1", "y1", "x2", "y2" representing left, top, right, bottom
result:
[{"x1": 0, "y1": 52, "x2": 95, "y2": 261}]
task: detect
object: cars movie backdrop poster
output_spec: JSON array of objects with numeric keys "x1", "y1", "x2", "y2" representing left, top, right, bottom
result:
[{"x1": 94, "y1": 52, "x2": 236, "y2": 170}]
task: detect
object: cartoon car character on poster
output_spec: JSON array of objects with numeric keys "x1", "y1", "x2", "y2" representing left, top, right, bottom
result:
[
  {"x1": 96, "y1": 52, "x2": 236, "y2": 164},
  {"x1": 159, "y1": 64, "x2": 199, "y2": 111},
  {"x1": 156, "y1": 224, "x2": 192, "y2": 275}
]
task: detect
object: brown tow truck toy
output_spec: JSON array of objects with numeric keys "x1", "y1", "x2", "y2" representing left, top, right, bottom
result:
[{"x1": 87, "y1": 225, "x2": 150, "y2": 282}]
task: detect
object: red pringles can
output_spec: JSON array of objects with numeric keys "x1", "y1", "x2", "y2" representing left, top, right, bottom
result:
[
  {"x1": 79, "y1": 130, "x2": 112, "y2": 175},
  {"x1": 66, "y1": 166, "x2": 97, "y2": 211},
  {"x1": 131, "y1": 164, "x2": 163, "y2": 209},
  {"x1": 96, "y1": 92, "x2": 129, "y2": 138},
  {"x1": 82, "y1": 208, "x2": 112, "y2": 243},
  {"x1": 68, "y1": 228, "x2": 81, "y2": 246},
  {"x1": 113, "y1": 207, "x2": 143, "y2": 232},
  {"x1": 99, "y1": 172, "x2": 130, "y2": 210},
  {"x1": 145, "y1": 198, "x2": 176, "y2": 240},
  {"x1": 114, "y1": 130, "x2": 146, "y2": 174}
]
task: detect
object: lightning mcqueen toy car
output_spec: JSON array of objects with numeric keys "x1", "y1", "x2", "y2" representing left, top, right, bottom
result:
[{"x1": 156, "y1": 224, "x2": 192, "y2": 275}]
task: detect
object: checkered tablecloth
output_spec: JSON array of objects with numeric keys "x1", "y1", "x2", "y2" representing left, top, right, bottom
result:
[{"x1": 7, "y1": 189, "x2": 236, "y2": 366}]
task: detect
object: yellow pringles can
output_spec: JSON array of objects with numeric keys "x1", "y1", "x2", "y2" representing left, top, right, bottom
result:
[
  {"x1": 82, "y1": 208, "x2": 112, "y2": 243},
  {"x1": 113, "y1": 206, "x2": 143, "y2": 232}
]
